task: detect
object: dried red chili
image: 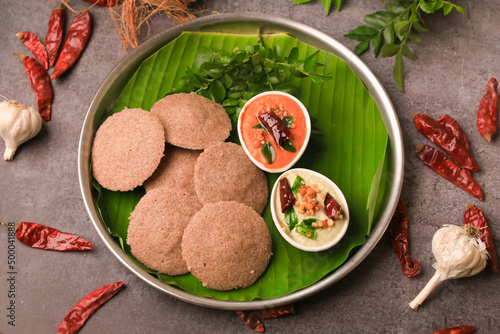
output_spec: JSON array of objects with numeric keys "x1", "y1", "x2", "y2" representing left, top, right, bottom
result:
[
  {"x1": 51, "y1": 10, "x2": 92, "y2": 80},
  {"x1": 257, "y1": 110, "x2": 292, "y2": 146},
  {"x1": 414, "y1": 113, "x2": 479, "y2": 172},
  {"x1": 464, "y1": 204, "x2": 498, "y2": 273},
  {"x1": 388, "y1": 201, "x2": 421, "y2": 278},
  {"x1": 437, "y1": 114, "x2": 471, "y2": 154},
  {"x1": 236, "y1": 311, "x2": 264, "y2": 333},
  {"x1": 81, "y1": 0, "x2": 118, "y2": 6},
  {"x1": 259, "y1": 304, "x2": 294, "y2": 319},
  {"x1": 477, "y1": 78, "x2": 498, "y2": 142},
  {"x1": 414, "y1": 144, "x2": 483, "y2": 200},
  {"x1": 279, "y1": 177, "x2": 295, "y2": 213},
  {"x1": 432, "y1": 325, "x2": 475, "y2": 334},
  {"x1": 13, "y1": 53, "x2": 53, "y2": 121},
  {"x1": 16, "y1": 31, "x2": 49, "y2": 70},
  {"x1": 45, "y1": 5, "x2": 66, "y2": 68},
  {"x1": 236, "y1": 304, "x2": 294, "y2": 332},
  {"x1": 324, "y1": 193, "x2": 344, "y2": 220},
  {"x1": 15, "y1": 222, "x2": 93, "y2": 251},
  {"x1": 57, "y1": 281, "x2": 124, "y2": 334}
]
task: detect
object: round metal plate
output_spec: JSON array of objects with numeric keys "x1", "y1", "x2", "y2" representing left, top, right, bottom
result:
[{"x1": 78, "y1": 12, "x2": 403, "y2": 310}]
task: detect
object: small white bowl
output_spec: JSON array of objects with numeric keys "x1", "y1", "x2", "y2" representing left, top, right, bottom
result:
[
  {"x1": 237, "y1": 91, "x2": 311, "y2": 173},
  {"x1": 270, "y1": 168, "x2": 350, "y2": 252}
]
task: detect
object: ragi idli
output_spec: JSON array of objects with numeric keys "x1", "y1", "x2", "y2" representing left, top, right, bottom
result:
[
  {"x1": 150, "y1": 93, "x2": 231, "y2": 150},
  {"x1": 182, "y1": 201, "x2": 272, "y2": 290},
  {"x1": 91, "y1": 108, "x2": 165, "y2": 192},
  {"x1": 144, "y1": 145, "x2": 201, "y2": 194},
  {"x1": 127, "y1": 187, "x2": 202, "y2": 276},
  {"x1": 194, "y1": 142, "x2": 268, "y2": 214}
]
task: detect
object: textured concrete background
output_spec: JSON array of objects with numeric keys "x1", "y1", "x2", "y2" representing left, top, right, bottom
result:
[{"x1": 0, "y1": 1, "x2": 499, "y2": 333}]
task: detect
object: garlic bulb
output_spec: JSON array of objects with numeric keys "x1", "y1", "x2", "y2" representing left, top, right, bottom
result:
[
  {"x1": 0, "y1": 98, "x2": 42, "y2": 160},
  {"x1": 409, "y1": 224, "x2": 488, "y2": 309}
]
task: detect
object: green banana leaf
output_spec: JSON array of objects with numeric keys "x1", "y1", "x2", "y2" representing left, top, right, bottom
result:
[{"x1": 92, "y1": 31, "x2": 389, "y2": 301}]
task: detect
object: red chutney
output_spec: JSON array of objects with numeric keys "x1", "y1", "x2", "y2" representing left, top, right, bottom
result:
[{"x1": 240, "y1": 94, "x2": 308, "y2": 170}]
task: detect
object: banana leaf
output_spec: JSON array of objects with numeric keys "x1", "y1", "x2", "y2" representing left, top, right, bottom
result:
[{"x1": 92, "y1": 32, "x2": 389, "y2": 301}]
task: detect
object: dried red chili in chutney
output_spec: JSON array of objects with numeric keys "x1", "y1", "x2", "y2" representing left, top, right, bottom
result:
[
  {"x1": 477, "y1": 78, "x2": 498, "y2": 142},
  {"x1": 258, "y1": 110, "x2": 292, "y2": 146},
  {"x1": 324, "y1": 193, "x2": 344, "y2": 220},
  {"x1": 388, "y1": 201, "x2": 420, "y2": 278},
  {"x1": 14, "y1": 53, "x2": 53, "y2": 121},
  {"x1": 51, "y1": 10, "x2": 92, "y2": 80},
  {"x1": 279, "y1": 177, "x2": 295, "y2": 213},
  {"x1": 414, "y1": 144, "x2": 483, "y2": 200},
  {"x1": 464, "y1": 205, "x2": 498, "y2": 273}
]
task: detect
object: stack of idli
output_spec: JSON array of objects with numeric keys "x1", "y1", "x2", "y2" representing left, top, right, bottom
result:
[{"x1": 91, "y1": 93, "x2": 272, "y2": 291}]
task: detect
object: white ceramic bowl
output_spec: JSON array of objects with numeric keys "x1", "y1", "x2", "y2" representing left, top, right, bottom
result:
[
  {"x1": 270, "y1": 168, "x2": 350, "y2": 252},
  {"x1": 237, "y1": 91, "x2": 311, "y2": 173}
]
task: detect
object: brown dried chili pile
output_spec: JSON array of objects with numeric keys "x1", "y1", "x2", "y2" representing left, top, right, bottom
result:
[
  {"x1": 236, "y1": 304, "x2": 295, "y2": 332},
  {"x1": 57, "y1": 281, "x2": 124, "y2": 334},
  {"x1": 413, "y1": 113, "x2": 483, "y2": 200},
  {"x1": 1, "y1": 221, "x2": 93, "y2": 251},
  {"x1": 388, "y1": 201, "x2": 421, "y2": 278},
  {"x1": 13, "y1": 53, "x2": 54, "y2": 122},
  {"x1": 432, "y1": 325, "x2": 475, "y2": 334},
  {"x1": 477, "y1": 77, "x2": 498, "y2": 142},
  {"x1": 463, "y1": 204, "x2": 498, "y2": 273}
]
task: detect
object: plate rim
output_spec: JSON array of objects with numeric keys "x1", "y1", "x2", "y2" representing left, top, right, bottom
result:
[{"x1": 78, "y1": 12, "x2": 404, "y2": 310}]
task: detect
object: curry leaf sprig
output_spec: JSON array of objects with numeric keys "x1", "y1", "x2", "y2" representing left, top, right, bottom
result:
[
  {"x1": 344, "y1": 0, "x2": 464, "y2": 91},
  {"x1": 172, "y1": 43, "x2": 332, "y2": 123},
  {"x1": 291, "y1": 0, "x2": 343, "y2": 16}
]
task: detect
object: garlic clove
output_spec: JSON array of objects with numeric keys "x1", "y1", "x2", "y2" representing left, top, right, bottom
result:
[
  {"x1": 4, "y1": 147, "x2": 18, "y2": 161},
  {"x1": 0, "y1": 98, "x2": 43, "y2": 160},
  {"x1": 409, "y1": 224, "x2": 488, "y2": 309}
]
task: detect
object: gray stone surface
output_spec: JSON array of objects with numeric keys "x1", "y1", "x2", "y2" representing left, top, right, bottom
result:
[{"x1": 1, "y1": 1, "x2": 499, "y2": 333}]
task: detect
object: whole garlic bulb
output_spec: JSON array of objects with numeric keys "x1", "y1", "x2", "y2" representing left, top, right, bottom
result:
[
  {"x1": 0, "y1": 98, "x2": 42, "y2": 160},
  {"x1": 409, "y1": 224, "x2": 488, "y2": 309}
]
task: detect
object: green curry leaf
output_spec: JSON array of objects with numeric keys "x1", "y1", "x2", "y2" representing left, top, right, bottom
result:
[
  {"x1": 291, "y1": 175, "x2": 305, "y2": 194},
  {"x1": 343, "y1": 0, "x2": 465, "y2": 91},
  {"x1": 261, "y1": 141, "x2": 276, "y2": 164},
  {"x1": 285, "y1": 206, "x2": 299, "y2": 230}
]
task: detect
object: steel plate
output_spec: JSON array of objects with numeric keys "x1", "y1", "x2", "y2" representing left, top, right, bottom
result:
[{"x1": 78, "y1": 12, "x2": 404, "y2": 310}]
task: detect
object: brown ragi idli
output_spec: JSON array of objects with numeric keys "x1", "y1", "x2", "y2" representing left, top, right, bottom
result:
[
  {"x1": 194, "y1": 142, "x2": 268, "y2": 214},
  {"x1": 182, "y1": 201, "x2": 272, "y2": 290},
  {"x1": 127, "y1": 187, "x2": 202, "y2": 276},
  {"x1": 151, "y1": 93, "x2": 231, "y2": 150},
  {"x1": 91, "y1": 108, "x2": 165, "y2": 192},
  {"x1": 144, "y1": 145, "x2": 201, "y2": 194}
]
